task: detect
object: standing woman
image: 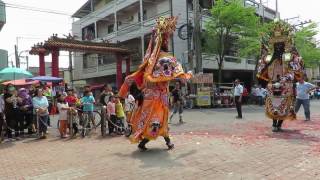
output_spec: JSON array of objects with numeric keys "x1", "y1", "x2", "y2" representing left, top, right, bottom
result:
[
  {"x1": 32, "y1": 89, "x2": 49, "y2": 139},
  {"x1": 18, "y1": 88, "x2": 34, "y2": 135},
  {"x1": 4, "y1": 85, "x2": 22, "y2": 139}
]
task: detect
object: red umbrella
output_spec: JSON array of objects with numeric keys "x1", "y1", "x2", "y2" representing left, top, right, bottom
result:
[{"x1": 2, "y1": 79, "x2": 39, "y2": 86}]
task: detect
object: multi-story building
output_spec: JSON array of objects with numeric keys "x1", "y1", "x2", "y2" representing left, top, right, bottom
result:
[
  {"x1": 71, "y1": 0, "x2": 278, "y2": 87},
  {"x1": 0, "y1": 0, "x2": 7, "y2": 70},
  {"x1": 0, "y1": 0, "x2": 5, "y2": 31}
]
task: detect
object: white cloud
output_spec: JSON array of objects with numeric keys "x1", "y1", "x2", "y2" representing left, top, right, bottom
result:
[{"x1": 0, "y1": 0, "x2": 87, "y2": 68}]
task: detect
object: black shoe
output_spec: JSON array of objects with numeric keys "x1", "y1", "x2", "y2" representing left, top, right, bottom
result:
[
  {"x1": 167, "y1": 143, "x2": 174, "y2": 150},
  {"x1": 277, "y1": 127, "x2": 283, "y2": 132},
  {"x1": 236, "y1": 116, "x2": 242, "y2": 119},
  {"x1": 272, "y1": 126, "x2": 278, "y2": 132},
  {"x1": 138, "y1": 144, "x2": 148, "y2": 151}
]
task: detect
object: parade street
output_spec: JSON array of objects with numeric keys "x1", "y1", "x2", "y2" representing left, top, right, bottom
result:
[{"x1": 0, "y1": 101, "x2": 320, "y2": 180}]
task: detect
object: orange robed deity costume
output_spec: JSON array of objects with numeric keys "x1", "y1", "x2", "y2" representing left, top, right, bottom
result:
[
  {"x1": 118, "y1": 16, "x2": 192, "y2": 147},
  {"x1": 256, "y1": 21, "x2": 305, "y2": 132}
]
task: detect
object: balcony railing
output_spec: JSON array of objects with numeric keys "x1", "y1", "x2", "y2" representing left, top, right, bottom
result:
[
  {"x1": 76, "y1": 0, "x2": 139, "y2": 27},
  {"x1": 83, "y1": 59, "x2": 141, "y2": 75},
  {"x1": 96, "y1": 10, "x2": 171, "y2": 41},
  {"x1": 83, "y1": 67, "x2": 98, "y2": 74},
  {"x1": 117, "y1": 23, "x2": 141, "y2": 36},
  {"x1": 98, "y1": 63, "x2": 116, "y2": 71}
]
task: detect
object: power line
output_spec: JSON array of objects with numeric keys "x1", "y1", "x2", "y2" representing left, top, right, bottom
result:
[{"x1": 2, "y1": 2, "x2": 71, "y2": 16}]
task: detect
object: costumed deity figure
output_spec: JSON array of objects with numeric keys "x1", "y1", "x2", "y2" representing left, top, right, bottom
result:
[
  {"x1": 118, "y1": 16, "x2": 192, "y2": 151},
  {"x1": 256, "y1": 21, "x2": 305, "y2": 132}
]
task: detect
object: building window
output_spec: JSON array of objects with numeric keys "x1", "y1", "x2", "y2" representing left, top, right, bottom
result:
[
  {"x1": 138, "y1": 10, "x2": 147, "y2": 22},
  {"x1": 98, "y1": 53, "x2": 116, "y2": 65},
  {"x1": 83, "y1": 54, "x2": 97, "y2": 68},
  {"x1": 107, "y1": 24, "x2": 114, "y2": 33},
  {"x1": 82, "y1": 23, "x2": 95, "y2": 41}
]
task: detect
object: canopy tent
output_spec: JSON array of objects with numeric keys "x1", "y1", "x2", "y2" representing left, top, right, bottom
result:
[
  {"x1": 2, "y1": 79, "x2": 39, "y2": 86},
  {"x1": 27, "y1": 76, "x2": 63, "y2": 83}
]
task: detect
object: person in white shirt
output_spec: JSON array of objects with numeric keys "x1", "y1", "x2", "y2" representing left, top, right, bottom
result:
[
  {"x1": 255, "y1": 85, "x2": 267, "y2": 106},
  {"x1": 56, "y1": 94, "x2": 70, "y2": 138},
  {"x1": 125, "y1": 93, "x2": 135, "y2": 122},
  {"x1": 234, "y1": 79, "x2": 243, "y2": 119}
]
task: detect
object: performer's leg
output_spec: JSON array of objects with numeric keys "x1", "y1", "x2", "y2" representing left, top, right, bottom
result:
[
  {"x1": 277, "y1": 120, "x2": 284, "y2": 131},
  {"x1": 169, "y1": 103, "x2": 178, "y2": 123},
  {"x1": 178, "y1": 103, "x2": 184, "y2": 123},
  {"x1": 272, "y1": 119, "x2": 278, "y2": 132},
  {"x1": 164, "y1": 136, "x2": 174, "y2": 150},
  {"x1": 138, "y1": 138, "x2": 149, "y2": 151}
]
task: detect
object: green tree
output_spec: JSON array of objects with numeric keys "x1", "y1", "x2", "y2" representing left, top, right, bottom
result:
[
  {"x1": 204, "y1": 0, "x2": 260, "y2": 83},
  {"x1": 294, "y1": 23, "x2": 320, "y2": 68},
  {"x1": 237, "y1": 22, "x2": 272, "y2": 58},
  {"x1": 237, "y1": 21, "x2": 273, "y2": 84}
]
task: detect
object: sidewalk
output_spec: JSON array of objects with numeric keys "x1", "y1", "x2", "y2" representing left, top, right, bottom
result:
[{"x1": 0, "y1": 102, "x2": 320, "y2": 179}]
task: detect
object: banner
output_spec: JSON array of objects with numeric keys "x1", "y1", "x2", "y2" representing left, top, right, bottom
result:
[
  {"x1": 191, "y1": 73, "x2": 213, "y2": 84},
  {"x1": 196, "y1": 91, "x2": 211, "y2": 106}
]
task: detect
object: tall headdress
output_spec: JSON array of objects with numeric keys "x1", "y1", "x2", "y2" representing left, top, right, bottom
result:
[
  {"x1": 265, "y1": 20, "x2": 294, "y2": 52},
  {"x1": 144, "y1": 16, "x2": 178, "y2": 75},
  {"x1": 143, "y1": 16, "x2": 177, "y2": 62}
]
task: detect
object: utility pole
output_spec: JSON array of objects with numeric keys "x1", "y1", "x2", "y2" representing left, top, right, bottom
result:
[
  {"x1": 275, "y1": 0, "x2": 279, "y2": 19},
  {"x1": 14, "y1": 45, "x2": 19, "y2": 67},
  {"x1": 186, "y1": 0, "x2": 193, "y2": 71},
  {"x1": 26, "y1": 56, "x2": 29, "y2": 70},
  {"x1": 69, "y1": 51, "x2": 74, "y2": 88},
  {"x1": 259, "y1": 0, "x2": 265, "y2": 24},
  {"x1": 193, "y1": 0, "x2": 202, "y2": 73},
  {"x1": 139, "y1": 0, "x2": 145, "y2": 59}
]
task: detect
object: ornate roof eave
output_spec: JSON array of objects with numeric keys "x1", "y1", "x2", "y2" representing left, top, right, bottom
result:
[
  {"x1": 29, "y1": 45, "x2": 50, "y2": 56},
  {"x1": 43, "y1": 36, "x2": 131, "y2": 54},
  {"x1": 29, "y1": 35, "x2": 132, "y2": 55}
]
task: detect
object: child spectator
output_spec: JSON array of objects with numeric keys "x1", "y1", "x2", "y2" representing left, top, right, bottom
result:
[
  {"x1": 124, "y1": 93, "x2": 135, "y2": 123},
  {"x1": 65, "y1": 89, "x2": 78, "y2": 107},
  {"x1": 115, "y1": 96, "x2": 125, "y2": 134},
  {"x1": 100, "y1": 84, "x2": 114, "y2": 106},
  {"x1": 57, "y1": 94, "x2": 70, "y2": 138},
  {"x1": 106, "y1": 96, "x2": 116, "y2": 135},
  {"x1": 80, "y1": 89, "x2": 96, "y2": 129}
]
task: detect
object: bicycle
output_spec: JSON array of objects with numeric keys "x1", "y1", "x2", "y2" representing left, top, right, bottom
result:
[{"x1": 57, "y1": 108, "x2": 102, "y2": 137}]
